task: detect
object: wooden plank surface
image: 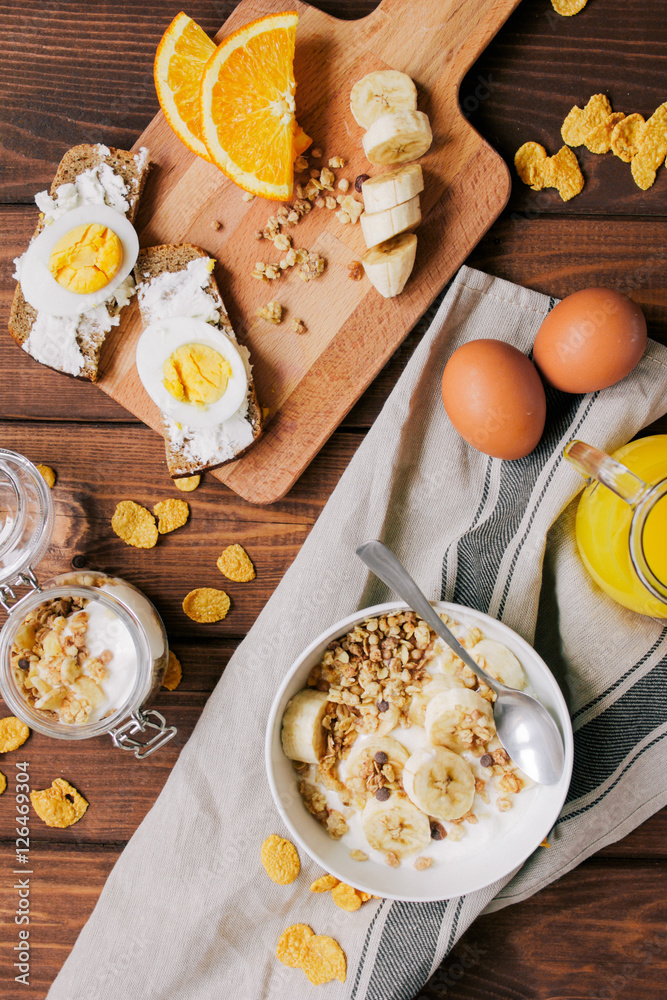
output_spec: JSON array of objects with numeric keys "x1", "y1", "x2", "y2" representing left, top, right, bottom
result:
[{"x1": 1, "y1": 1, "x2": 666, "y2": 998}]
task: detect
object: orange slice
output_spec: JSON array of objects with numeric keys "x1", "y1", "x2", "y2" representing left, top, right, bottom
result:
[
  {"x1": 293, "y1": 122, "x2": 312, "y2": 157},
  {"x1": 155, "y1": 11, "x2": 216, "y2": 161},
  {"x1": 200, "y1": 11, "x2": 300, "y2": 200}
]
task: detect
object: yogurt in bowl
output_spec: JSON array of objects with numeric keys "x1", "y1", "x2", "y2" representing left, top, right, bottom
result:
[{"x1": 266, "y1": 601, "x2": 573, "y2": 902}]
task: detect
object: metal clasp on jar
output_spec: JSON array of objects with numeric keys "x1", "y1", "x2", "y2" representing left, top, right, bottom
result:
[
  {"x1": 0, "y1": 567, "x2": 41, "y2": 614},
  {"x1": 110, "y1": 709, "x2": 177, "y2": 759}
]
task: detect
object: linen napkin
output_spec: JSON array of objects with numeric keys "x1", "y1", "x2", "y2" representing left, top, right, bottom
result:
[{"x1": 48, "y1": 266, "x2": 667, "y2": 1000}]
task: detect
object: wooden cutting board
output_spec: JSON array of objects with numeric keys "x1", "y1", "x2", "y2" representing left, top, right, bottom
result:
[{"x1": 97, "y1": 0, "x2": 521, "y2": 504}]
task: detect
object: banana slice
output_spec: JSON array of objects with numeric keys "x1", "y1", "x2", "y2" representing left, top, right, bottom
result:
[
  {"x1": 361, "y1": 163, "x2": 424, "y2": 214},
  {"x1": 375, "y1": 702, "x2": 401, "y2": 736},
  {"x1": 346, "y1": 735, "x2": 409, "y2": 795},
  {"x1": 360, "y1": 194, "x2": 421, "y2": 248},
  {"x1": 407, "y1": 674, "x2": 465, "y2": 728},
  {"x1": 361, "y1": 793, "x2": 431, "y2": 858},
  {"x1": 403, "y1": 747, "x2": 475, "y2": 822},
  {"x1": 471, "y1": 639, "x2": 527, "y2": 690},
  {"x1": 362, "y1": 233, "x2": 417, "y2": 298},
  {"x1": 362, "y1": 110, "x2": 433, "y2": 165},
  {"x1": 281, "y1": 688, "x2": 329, "y2": 764},
  {"x1": 350, "y1": 70, "x2": 418, "y2": 129},
  {"x1": 425, "y1": 688, "x2": 496, "y2": 752}
]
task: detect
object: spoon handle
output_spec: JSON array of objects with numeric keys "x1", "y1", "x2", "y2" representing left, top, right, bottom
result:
[{"x1": 356, "y1": 540, "x2": 501, "y2": 693}]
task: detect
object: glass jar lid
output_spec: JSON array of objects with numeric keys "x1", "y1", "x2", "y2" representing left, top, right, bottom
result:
[{"x1": 0, "y1": 450, "x2": 54, "y2": 596}]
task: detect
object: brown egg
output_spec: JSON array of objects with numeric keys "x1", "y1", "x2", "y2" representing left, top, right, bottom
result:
[
  {"x1": 533, "y1": 288, "x2": 647, "y2": 393},
  {"x1": 441, "y1": 340, "x2": 546, "y2": 460}
]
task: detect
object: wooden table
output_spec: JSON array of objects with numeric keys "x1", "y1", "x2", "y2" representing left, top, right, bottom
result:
[{"x1": 1, "y1": 2, "x2": 665, "y2": 997}]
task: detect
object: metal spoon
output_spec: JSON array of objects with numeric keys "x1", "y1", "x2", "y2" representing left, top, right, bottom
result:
[{"x1": 356, "y1": 540, "x2": 566, "y2": 786}]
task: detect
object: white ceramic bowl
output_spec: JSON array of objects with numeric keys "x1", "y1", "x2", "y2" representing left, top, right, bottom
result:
[{"x1": 265, "y1": 601, "x2": 574, "y2": 902}]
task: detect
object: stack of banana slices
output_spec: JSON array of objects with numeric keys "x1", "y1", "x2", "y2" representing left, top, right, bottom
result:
[{"x1": 350, "y1": 70, "x2": 433, "y2": 299}]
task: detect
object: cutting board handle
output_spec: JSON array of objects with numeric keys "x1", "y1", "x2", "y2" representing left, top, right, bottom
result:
[{"x1": 357, "y1": 0, "x2": 521, "y2": 86}]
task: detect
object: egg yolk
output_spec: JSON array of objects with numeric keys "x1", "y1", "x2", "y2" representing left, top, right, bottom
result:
[
  {"x1": 163, "y1": 344, "x2": 231, "y2": 407},
  {"x1": 49, "y1": 223, "x2": 123, "y2": 294}
]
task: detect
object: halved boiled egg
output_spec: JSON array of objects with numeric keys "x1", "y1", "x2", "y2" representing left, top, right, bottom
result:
[
  {"x1": 135, "y1": 316, "x2": 248, "y2": 429},
  {"x1": 19, "y1": 203, "x2": 139, "y2": 316}
]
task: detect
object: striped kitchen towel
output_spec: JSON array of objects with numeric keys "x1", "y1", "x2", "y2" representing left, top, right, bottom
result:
[{"x1": 48, "y1": 266, "x2": 667, "y2": 1000}]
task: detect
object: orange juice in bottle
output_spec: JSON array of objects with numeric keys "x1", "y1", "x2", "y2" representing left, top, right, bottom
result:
[{"x1": 565, "y1": 436, "x2": 667, "y2": 617}]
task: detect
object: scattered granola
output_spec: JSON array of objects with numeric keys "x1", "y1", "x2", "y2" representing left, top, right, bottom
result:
[
  {"x1": 0, "y1": 717, "x2": 30, "y2": 753},
  {"x1": 294, "y1": 154, "x2": 309, "y2": 173},
  {"x1": 319, "y1": 167, "x2": 335, "y2": 189},
  {"x1": 291, "y1": 318, "x2": 307, "y2": 335},
  {"x1": 30, "y1": 778, "x2": 88, "y2": 828},
  {"x1": 328, "y1": 156, "x2": 345, "y2": 169},
  {"x1": 242, "y1": 191, "x2": 255, "y2": 201},
  {"x1": 347, "y1": 260, "x2": 364, "y2": 281},
  {"x1": 261, "y1": 833, "x2": 300, "y2": 884},
  {"x1": 310, "y1": 147, "x2": 322, "y2": 158},
  {"x1": 299, "y1": 252, "x2": 326, "y2": 282},
  {"x1": 256, "y1": 300, "x2": 283, "y2": 324},
  {"x1": 153, "y1": 498, "x2": 189, "y2": 534},
  {"x1": 341, "y1": 195, "x2": 363, "y2": 223},
  {"x1": 210, "y1": 220, "x2": 222, "y2": 230},
  {"x1": 274, "y1": 232, "x2": 292, "y2": 251},
  {"x1": 325, "y1": 196, "x2": 337, "y2": 210},
  {"x1": 111, "y1": 501, "x2": 158, "y2": 549},
  {"x1": 217, "y1": 544, "x2": 256, "y2": 582},
  {"x1": 338, "y1": 178, "x2": 350, "y2": 192},
  {"x1": 161, "y1": 651, "x2": 182, "y2": 691},
  {"x1": 182, "y1": 588, "x2": 230, "y2": 623},
  {"x1": 35, "y1": 464, "x2": 56, "y2": 488},
  {"x1": 414, "y1": 856, "x2": 432, "y2": 871},
  {"x1": 174, "y1": 474, "x2": 201, "y2": 492}
]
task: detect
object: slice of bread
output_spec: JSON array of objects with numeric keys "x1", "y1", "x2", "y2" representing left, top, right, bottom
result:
[
  {"x1": 9, "y1": 144, "x2": 151, "y2": 382},
  {"x1": 133, "y1": 244, "x2": 263, "y2": 478}
]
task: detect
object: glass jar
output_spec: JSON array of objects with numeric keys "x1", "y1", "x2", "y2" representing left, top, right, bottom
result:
[{"x1": 0, "y1": 449, "x2": 176, "y2": 756}]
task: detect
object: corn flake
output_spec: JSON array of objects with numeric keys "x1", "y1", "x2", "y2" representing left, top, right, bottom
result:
[
  {"x1": 216, "y1": 544, "x2": 256, "y2": 583},
  {"x1": 35, "y1": 464, "x2": 56, "y2": 488},
  {"x1": 631, "y1": 102, "x2": 667, "y2": 190},
  {"x1": 611, "y1": 113, "x2": 645, "y2": 162},
  {"x1": 174, "y1": 475, "x2": 201, "y2": 492},
  {"x1": 543, "y1": 146, "x2": 585, "y2": 201},
  {"x1": 182, "y1": 588, "x2": 230, "y2": 623},
  {"x1": 331, "y1": 882, "x2": 362, "y2": 912},
  {"x1": 261, "y1": 834, "x2": 300, "y2": 884},
  {"x1": 111, "y1": 501, "x2": 158, "y2": 549},
  {"x1": 585, "y1": 112, "x2": 626, "y2": 155},
  {"x1": 153, "y1": 498, "x2": 189, "y2": 534},
  {"x1": 310, "y1": 874, "x2": 340, "y2": 893},
  {"x1": 277, "y1": 924, "x2": 314, "y2": 968},
  {"x1": 301, "y1": 935, "x2": 347, "y2": 985},
  {"x1": 551, "y1": 0, "x2": 588, "y2": 14},
  {"x1": 0, "y1": 771, "x2": 6, "y2": 794},
  {"x1": 514, "y1": 141, "x2": 548, "y2": 190},
  {"x1": 30, "y1": 778, "x2": 88, "y2": 828},
  {"x1": 0, "y1": 716, "x2": 30, "y2": 753},
  {"x1": 162, "y1": 651, "x2": 182, "y2": 691},
  {"x1": 562, "y1": 94, "x2": 612, "y2": 147},
  {"x1": 514, "y1": 143, "x2": 584, "y2": 201}
]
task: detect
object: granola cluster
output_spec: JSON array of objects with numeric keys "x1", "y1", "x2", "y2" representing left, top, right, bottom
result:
[{"x1": 11, "y1": 596, "x2": 112, "y2": 724}]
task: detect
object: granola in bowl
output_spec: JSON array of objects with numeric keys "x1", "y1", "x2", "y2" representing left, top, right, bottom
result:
[{"x1": 281, "y1": 608, "x2": 534, "y2": 870}]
